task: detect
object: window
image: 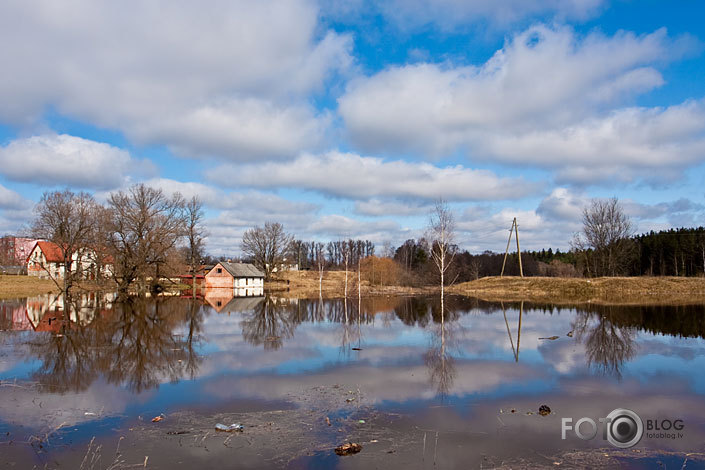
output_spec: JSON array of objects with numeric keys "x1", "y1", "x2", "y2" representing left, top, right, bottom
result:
[{"x1": 217, "y1": 268, "x2": 222, "y2": 274}]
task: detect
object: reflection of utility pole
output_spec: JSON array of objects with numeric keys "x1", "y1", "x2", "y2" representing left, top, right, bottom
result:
[
  {"x1": 500, "y1": 218, "x2": 523, "y2": 277},
  {"x1": 502, "y1": 301, "x2": 524, "y2": 362}
]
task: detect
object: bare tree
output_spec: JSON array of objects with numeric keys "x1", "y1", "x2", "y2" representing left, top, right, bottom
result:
[
  {"x1": 241, "y1": 222, "x2": 292, "y2": 279},
  {"x1": 32, "y1": 190, "x2": 97, "y2": 293},
  {"x1": 106, "y1": 184, "x2": 186, "y2": 294},
  {"x1": 573, "y1": 197, "x2": 634, "y2": 277},
  {"x1": 184, "y1": 196, "x2": 206, "y2": 289},
  {"x1": 314, "y1": 242, "x2": 326, "y2": 297},
  {"x1": 427, "y1": 199, "x2": 457, "y2": 301}
]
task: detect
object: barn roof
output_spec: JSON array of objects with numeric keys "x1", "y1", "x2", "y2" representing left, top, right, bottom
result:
[{"x1": 219, "y1": 262, "x2": 264, "y2": 278}]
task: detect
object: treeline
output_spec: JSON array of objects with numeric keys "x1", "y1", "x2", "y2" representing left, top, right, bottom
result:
[
  {"x1": 290, "y1": 239, "x2": 375, "y2": 269},
  {"x1": 633, "y1": 227, "x2": 705, "y2": 276}
]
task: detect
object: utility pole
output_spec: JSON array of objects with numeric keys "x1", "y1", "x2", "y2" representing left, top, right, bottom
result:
[{"x1": 500, "y1": 218, "x2": 523, "y2": 277}]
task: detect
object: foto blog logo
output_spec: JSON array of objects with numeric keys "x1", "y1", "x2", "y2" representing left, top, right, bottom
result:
[{"x1": 561, "y1": 408, "x2": 644, "y2": 448}]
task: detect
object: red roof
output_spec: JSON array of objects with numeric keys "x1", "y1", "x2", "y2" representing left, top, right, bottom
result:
[{"x1": 33, "y1": 241, "x2": 65, "y2": 263}]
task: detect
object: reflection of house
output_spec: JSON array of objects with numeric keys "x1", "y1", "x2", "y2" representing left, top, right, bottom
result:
[
  {"x1": 25, "y1": 292, "x2": 117, "y2": 330},
  {"x1": 205, "y1": 262, "x2": 264, "y2": 290},
  {"x1": 26, "y1": 241, "x2": 113, "y2": 280}
]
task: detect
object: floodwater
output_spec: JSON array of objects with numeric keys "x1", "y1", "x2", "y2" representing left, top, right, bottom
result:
[{"x1": 1, "y1": 292, "x2": 705, "y2": 468}]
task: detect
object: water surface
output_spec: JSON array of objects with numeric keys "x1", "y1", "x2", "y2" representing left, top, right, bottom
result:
[{"x1": 1, "y1": 292, "x2": 704, "y2": 467}]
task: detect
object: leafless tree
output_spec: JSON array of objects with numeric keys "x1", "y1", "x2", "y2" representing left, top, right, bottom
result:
[
  {"x1": 314, "y1": 242, "x2": 326, "y2": 297},
  {"x1": 241, "y1": 222, "x2": 292, "y2": 279},
  {"x1": 573, "y1": 197, "x2": 634, "y2": 276},
  {"x1": 32, "y1": 190, "x2": 97, "y2": 293},
  {"x1": 184, "y1": 196, "x2": 206, "y2": 288},
  {"x1": 106, "y1": 184, "x2": 186, "y2": 294},
  {"x1": 427, "y1": 199, "x2": 457, "y2": 302}
]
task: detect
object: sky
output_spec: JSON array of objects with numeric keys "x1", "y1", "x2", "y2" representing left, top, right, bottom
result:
[{"x1": 0, "y1": 0, "x2": 704, "y2": 256}]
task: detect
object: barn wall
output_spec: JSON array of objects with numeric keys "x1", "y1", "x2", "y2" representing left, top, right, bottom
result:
[{"x1": 205, "y1": 264, "x2": 234, "y2": 289}]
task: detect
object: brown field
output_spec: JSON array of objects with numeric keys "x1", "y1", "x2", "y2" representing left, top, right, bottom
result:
[
  {"x1": 0, "y1": 275, "x2": 59, "y2": 299},
  {"x1": 269, "y1": 269, "x2": 434, "y2": 298},
  {"x1": 449, "y1": 275, "x2": 705, "y2": 305}
]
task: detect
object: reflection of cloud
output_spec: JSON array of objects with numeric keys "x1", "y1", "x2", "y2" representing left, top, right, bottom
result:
[
  {"x1": 0, "y1": 380, "x2": 147, "y2": 430},
  {"x1": 538, "y1": 339, "x2": 587, "y2": 374},
  {"x1": 201, "y1": 360, "x2": 545, "y2": 404}
]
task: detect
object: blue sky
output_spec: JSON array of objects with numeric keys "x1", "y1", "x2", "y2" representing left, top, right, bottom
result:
[{"x1": 0, "y1": 0, "x2": 704, "y2": 255}]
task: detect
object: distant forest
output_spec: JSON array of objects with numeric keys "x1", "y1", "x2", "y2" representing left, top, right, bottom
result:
[{"x1": 265, "y1": 226, "x2": 705, "y2": 284}]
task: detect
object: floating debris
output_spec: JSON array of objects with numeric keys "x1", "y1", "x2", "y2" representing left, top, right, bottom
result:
[
  {"x1": 352, "y1": 347, "x2": 362, "y2": 351},
  {"x1": 567, "y1": 331, "x2": 574, "y2": 337},
  {"x1": 346, "y1": 398, "x2": 356, "y2": 403},
  {"x1": 166, "y1": 430, "x2": 190, "y2": 435},
  {"x1": 325, "y1": 417, "x2": 331, "y2": 426},
  {"x1": 215, "y1": 423, "x2": 243, "y2": 432},
  {"x1": 539, "y1": 405, "x2": 551, "y2": 416},
  {"x1": 151, "y1": 416, "x2": 164, "y2": 423},
  {"x1": 335, "y1": 442, "x2": 362, "y2": 456},
  {"x1": 539, "y1": 336, "x2": 560, "y2": 340},
  {"x1": 358, "y1": 419, "x2": 365, "y2": 424}
]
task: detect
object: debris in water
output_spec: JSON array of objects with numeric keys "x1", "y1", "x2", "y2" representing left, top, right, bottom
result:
[
  {"x1": 352, "y1": 347, "x2": 362, "y2": 351},
  {"x1": 510, "y1": 408, "x2": 516, "y2": 413},
  {"x1": 358, "y1": 419, "x2": 365, "y2": 424},
  {"x1": 151, "y1": 416, "x2": 164, "y2": 423},
  {"x1": 215, "y1": 423, "x2": 244, "y2": 432},
  {"x1": 346, "y1": 398, "x2": 355, "y2": 403},
  {"x1": 539, "y1": 405, "x2": 551, "y2": 416},
  {"x1": 265, "y1": 336, "x2": 280, "y2": 342},
  {"x1": 166, "y1": 430, "x2": 190, "y2": 435},
  {"x1": 567, "y1": 331, "x2": 574, "y2": 337},
  {"x1": 335, "y1": 442, "x2": 362, "y2": 456},
  {"x1": 84, "y1": 412, "x2": 97, "y2": 416},
  {"x1": 539, "y1": 336, "x2": 560, "y2": 340},
  {"x1": 325, "y1": 417, "x2": 331, "y2": 426}
]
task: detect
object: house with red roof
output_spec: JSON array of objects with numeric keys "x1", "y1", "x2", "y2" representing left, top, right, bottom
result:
[{"x1": 26, "y1": 241, "x2": 113, "y2": 280}]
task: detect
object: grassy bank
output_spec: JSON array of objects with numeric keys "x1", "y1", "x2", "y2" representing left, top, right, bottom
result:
[
  {"x1": 269, "y1": 270, "x2": 434, "y2": 297},
  {"x1": 0, "y1": 275, "x2": 59, "y2": 299},
  {"x1": 449, "y1": 276, "x2": 705, "y2": 305}
]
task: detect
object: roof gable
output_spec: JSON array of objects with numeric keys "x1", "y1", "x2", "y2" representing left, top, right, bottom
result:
[{"x1": 33, "y1": 241, "x2": 64, "y2": 263}]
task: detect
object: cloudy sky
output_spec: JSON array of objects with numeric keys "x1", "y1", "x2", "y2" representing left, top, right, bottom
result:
[{"x1": 1, "y1": 0, "x2": 704, "y2": 255}]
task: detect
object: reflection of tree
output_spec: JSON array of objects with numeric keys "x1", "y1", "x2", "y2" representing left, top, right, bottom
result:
[
  {"x1": 26, "y1": 295, "x2": 202, "y2": 393},
  {"x1": 241, "y1": 297, "x2": 296, "y2": 350},
  {"x1": 573, "y1": 308, "x2": 636, "y2": 379},
  {"x1": 425, "y1": 295, "x2": 457, "y2": 399}
]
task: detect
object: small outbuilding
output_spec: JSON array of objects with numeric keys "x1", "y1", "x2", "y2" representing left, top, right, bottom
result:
[{"x1": 205, "y1": 262, "x2": 265, "y2": 290}]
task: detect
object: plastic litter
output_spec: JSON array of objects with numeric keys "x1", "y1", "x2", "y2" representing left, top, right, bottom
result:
[
  {"x1": 335, "y1": 442, "x2": 362, "y2": 456},
  {"x1": 215, "y1": 423, "x2": 244, "y2": 432}
]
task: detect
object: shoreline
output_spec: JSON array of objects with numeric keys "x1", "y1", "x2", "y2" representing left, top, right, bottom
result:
[{"x1": 3, "y1": 273, "x2": 705, "y2": 306}]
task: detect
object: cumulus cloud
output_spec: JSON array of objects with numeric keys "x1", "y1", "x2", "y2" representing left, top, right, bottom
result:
[
  {"x1": 206, "y1": 151, "x2": 539, "y2": 201},
  {"x1": 339, "y1": 25, "x2": 704, "y2": 185},
  {"x1": 0, "y1": 0, "x2": 351, "y2": 160},
  {"x1": 0, "y1": 134, "x2": 141, "y2": 189},
  {"x1": 354, "y1": 199, "x2": 432, "y2": 217}
]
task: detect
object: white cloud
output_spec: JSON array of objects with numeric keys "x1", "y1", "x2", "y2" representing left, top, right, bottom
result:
[
  {"x1": 0, "y1": 0, "x2": 351, "y2": 160},
  {"x1": 354, "y1": 199, "x2": 432, "y2": 217},
  {"x1": 206, "y1": 151, "x2": 539, "y2": 201},
  {"x1": 0, "y1": 134, "x2": 141, "y2": 189},
  {"x1": 132, "y1": 99, "x2": 331, "y2": 161},
  {"x1": 0, "y1": 184, "x2": 32, "y2": 211},
  {"x1": 338, "y1": 25, "x2": 704, "y2": 184}
]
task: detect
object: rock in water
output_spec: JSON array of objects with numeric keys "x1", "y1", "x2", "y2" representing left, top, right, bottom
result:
[
  {"x1": 335, "y1": 442, "x2": 362, "y2": 456},
  {"x1": 539, "y1": 405, "x2": 551, "y2": 416}
]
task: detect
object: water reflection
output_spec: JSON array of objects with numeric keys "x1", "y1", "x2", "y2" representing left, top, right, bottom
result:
[
  {"x1": 21, "y1": 294, "x2": 204, "y2": 393},
  {"x1": 3, "y1": 294, "x2": 705, "y2": 399}
]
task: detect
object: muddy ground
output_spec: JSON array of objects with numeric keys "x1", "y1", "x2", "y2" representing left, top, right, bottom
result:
[{"x1": 2, "y1": 381, "x2": 704, "y2": 469}]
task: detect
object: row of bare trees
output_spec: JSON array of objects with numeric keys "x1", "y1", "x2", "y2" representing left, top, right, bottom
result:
[{"x1": 32, "y1": 185, "x2": 206, "y2": 295}]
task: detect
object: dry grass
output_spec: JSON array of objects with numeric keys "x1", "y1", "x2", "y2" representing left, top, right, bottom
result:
[
  {"x1": 269, "y1": 270, "x2": 433, "y2": 298},
  {"x1": 0, "y1": 275, "x2": 59, "y2": 299},
  {"x1": 449, "y1": 276, "x2": 705, "y2": 305}
]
